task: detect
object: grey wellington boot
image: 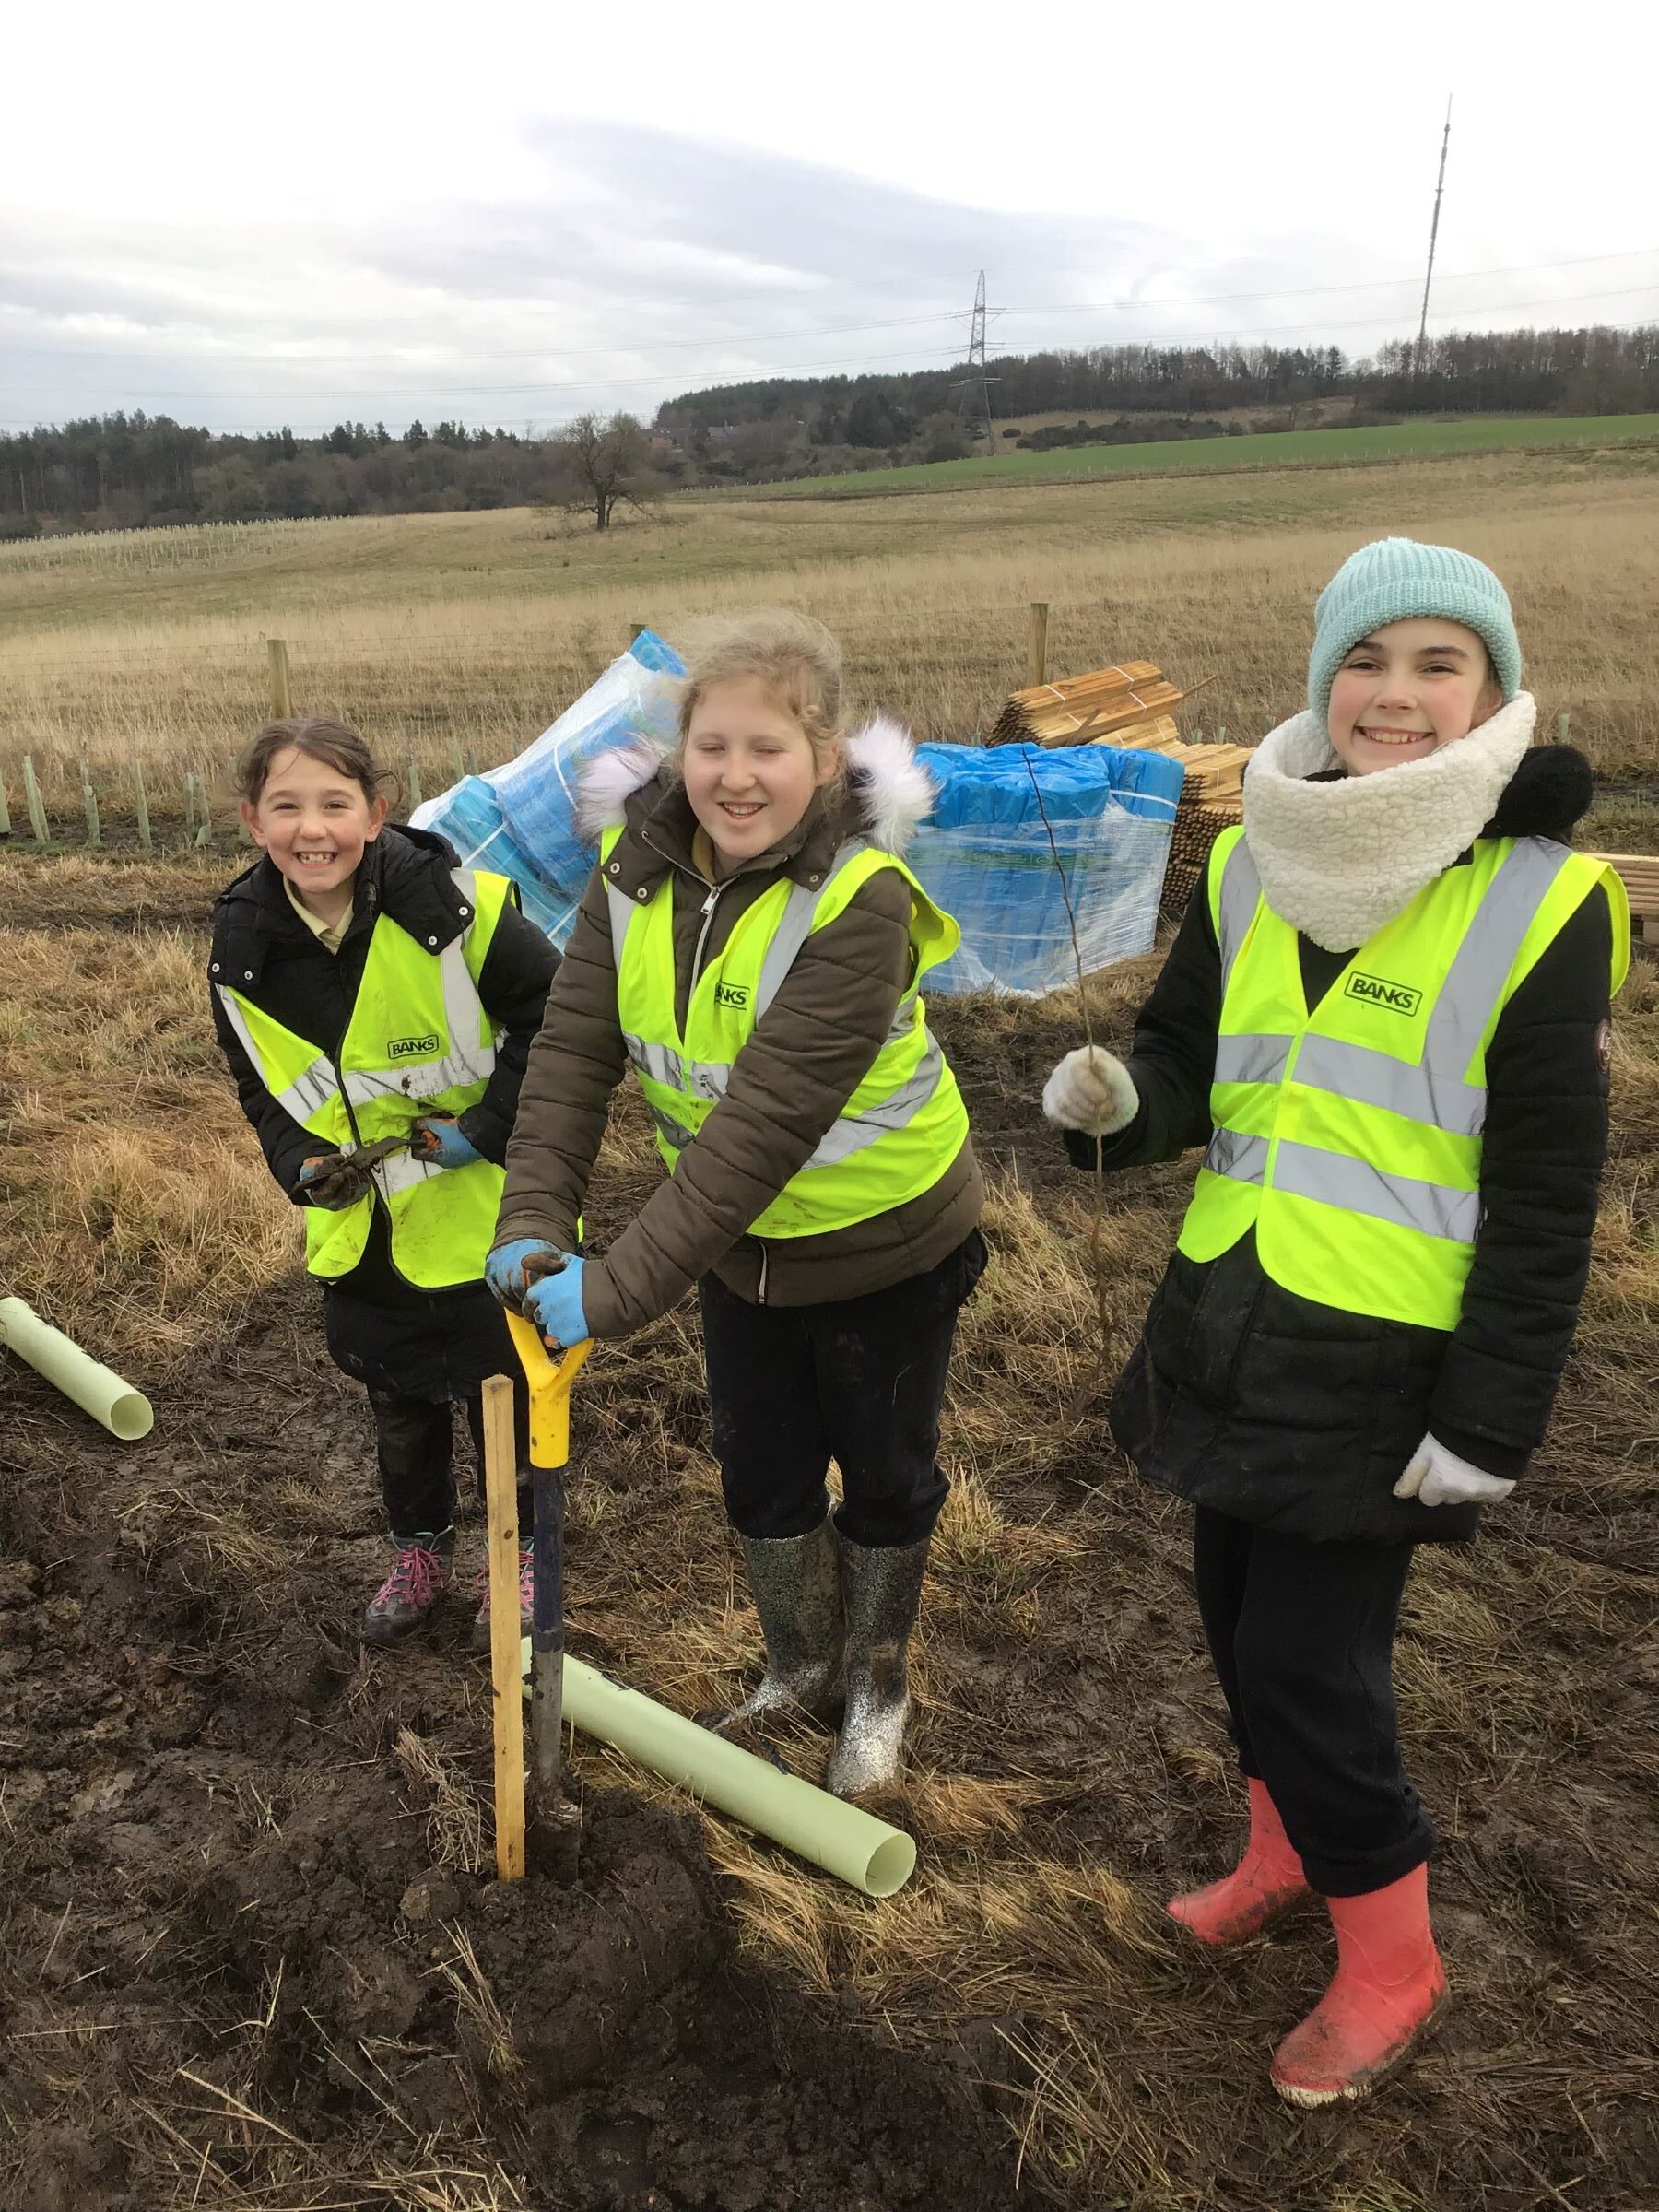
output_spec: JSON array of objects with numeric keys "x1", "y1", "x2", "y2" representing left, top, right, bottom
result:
[
  {"x1": 825, "y1": 1531, "x2": 930, "y2": 1798},
  {"x1": 722, "y1": 1515, "x2": 844, "y2": 1728}
]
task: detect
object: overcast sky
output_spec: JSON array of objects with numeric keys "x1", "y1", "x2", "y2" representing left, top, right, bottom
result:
[{"x1": 3, "y1": 0, "x2": 1654, "y2": 436}]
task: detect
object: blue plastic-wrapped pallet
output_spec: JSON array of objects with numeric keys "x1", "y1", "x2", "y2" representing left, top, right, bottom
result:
[
  {"x1": 912, "y1": 742, "x2": 1183, "y2": 996},
  {"x1": 410, "y1": 629, "x2": 686, "y2": 946},
  {"x1": 488, "y1": 629, "x2": 686, "y2": 905}
]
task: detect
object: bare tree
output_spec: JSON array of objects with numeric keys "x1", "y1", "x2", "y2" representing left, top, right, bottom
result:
[{"x1": 546, "y1": 411, "x2": 659, "y2": 530}]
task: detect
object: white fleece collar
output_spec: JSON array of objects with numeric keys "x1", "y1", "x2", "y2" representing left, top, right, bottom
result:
[{"x1": 1240, "y1": 691, "x2": 1537, "y2": 951}]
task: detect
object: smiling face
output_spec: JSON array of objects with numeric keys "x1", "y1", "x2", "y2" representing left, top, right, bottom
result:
[
  {"x1": 1326, "y1": 617, "x2": 1503, "y2": 777},
  {"x1": 680, "y1": 677, "x2": 839, "y2": 870},
  {"x1": 241, "y1": 746, "x2": 387, "y2": 921}
]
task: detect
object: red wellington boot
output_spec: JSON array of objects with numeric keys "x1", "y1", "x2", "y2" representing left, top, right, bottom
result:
[
  {"x1": 1271, "y1": 1863, "x2": 1448, "y2": 2107},
  {"x1": 1168, "y1": 1777, "x2": 1310, "y2": 1946}
]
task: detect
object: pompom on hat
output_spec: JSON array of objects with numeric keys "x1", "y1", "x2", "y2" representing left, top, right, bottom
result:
[{"x1": 1307, "y1": 537, "x2": 1523, "y2": 721}]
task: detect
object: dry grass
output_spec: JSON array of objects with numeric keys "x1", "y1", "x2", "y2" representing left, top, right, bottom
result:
[
  {"x1": 3, "y1": 447, "x2": 1657, "y2": 816},
  {"x1": 0, "y1": 867, "x2": 297, "y2": 1367}
]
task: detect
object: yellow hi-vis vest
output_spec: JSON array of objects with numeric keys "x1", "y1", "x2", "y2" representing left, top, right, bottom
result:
[
  {"x1": 602, "y1": 829, "x2": 970, "y2": 1238},
  {"x1": 213, "y1": 868, "x2": 514, "y2": 1289},
  {"x1": 1177, "y1": 827, "x2": 1630, "y2": 1329}
]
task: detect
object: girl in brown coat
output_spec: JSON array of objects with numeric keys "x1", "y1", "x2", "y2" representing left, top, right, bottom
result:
[{"x1": 487, "y1": 613, "x2": 984, "y2": 1795}]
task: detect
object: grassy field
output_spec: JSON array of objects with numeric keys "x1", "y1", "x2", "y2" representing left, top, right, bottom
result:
[
  {"x1": 3, "y1": 444, "x2": 1658, "y2": 828},
  {"x1": 4, "y1": 449, "x2": 1659, "y2": 2209},
  {"x1": 747, "y1": 412, "x2": 1659, "y2": 499}
]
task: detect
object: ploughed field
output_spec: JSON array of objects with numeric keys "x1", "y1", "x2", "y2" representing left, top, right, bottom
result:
[{"x1": 3, "y1": 853, "x2": 1657, "y2": 2212}]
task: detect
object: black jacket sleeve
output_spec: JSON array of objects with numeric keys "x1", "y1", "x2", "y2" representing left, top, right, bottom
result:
[
  {"x1": 1063, "y1": 875, "x2": 1221, "y2": 1174},
  {"x1": 209, "y1": 986, "x2": 320, "y2": 1202},
  {"x1": 1429, "y1": 885, "x2": 1615, "y2": 1475},
  {"x1": 457, "y1": 899, "x2": 560, "y2": 1166}
]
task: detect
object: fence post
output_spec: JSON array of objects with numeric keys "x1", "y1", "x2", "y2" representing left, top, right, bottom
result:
[
  {"x1": 268, "y1": 638, "x2": 292, "y2": 719},
  {"x1": 0, "y1": 765, "x2": 11, "y2": 839},
  {"x1": 22, "y1": 756, "x2": 49, "y2": 847},
  {"x1": 81, "y1": 760, "x2": 100, "y2": 848},
  {"x1": 1028, "y1": 602, "x2": 1050, "y2": 688},
  {"x1": 132, "y1": 761, "x2": 153, "y2": 852},
  {"x1": 406, "y1": 758, "x2": 423, "y2": 817}
]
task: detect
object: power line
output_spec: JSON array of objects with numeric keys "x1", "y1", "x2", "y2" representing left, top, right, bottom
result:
[
  {"x1": 6, "y1": 283, "x2": 1654, "y2": 414},
  {"x1": 2, "y1": 244, "x2": 1654, "y2": 370}
]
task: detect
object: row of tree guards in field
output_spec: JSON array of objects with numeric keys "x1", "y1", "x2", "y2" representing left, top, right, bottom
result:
[{"x1": 0, "y1": 616, "x2": 1578, "y2": 853}]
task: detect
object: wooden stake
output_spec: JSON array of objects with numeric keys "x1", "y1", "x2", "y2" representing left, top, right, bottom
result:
[
  {"x1": 182, "y1": 774, "x2": 197, "y2": 841},
  {"x1": 192, "y1": 772, "x2": 213, "y2": 848},
  {"x1": 267, "y1": 639, "x2": 292, "y2": 720},
  {"x1": 0, "y1": 765, "x2": 11, "y2": 838},
  {"x1": 81, "y1": 760, "x2": 100, "y2": 848},
  {"x1": 483, "y1": 1373, "x2": 526, "y2": 1883},
  {"x1": 1557, "y1": 712, "x2": 1571, "y2": 746},
  {"x1": 22, "y1": 755, "x2": 49, "y2": 847},
  {"x1": 131, "y1": 761, "x2": 152, "y2": 852},
  {"x1": 625, "y1": 621, "x2": 649, "y2": 655},
  {"x1": 1028, "y1": 602, "x2": 1049, "y2": 688}
]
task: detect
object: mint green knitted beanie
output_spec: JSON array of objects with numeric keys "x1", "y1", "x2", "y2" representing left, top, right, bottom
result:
[{"x1": 1308, "y1": 537, "x2": 1522, "y2": 721}]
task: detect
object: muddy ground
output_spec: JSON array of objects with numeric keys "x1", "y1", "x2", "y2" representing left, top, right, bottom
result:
[{"x1": 3, "y1": 857, "x2": 1658, "y2": 2212}]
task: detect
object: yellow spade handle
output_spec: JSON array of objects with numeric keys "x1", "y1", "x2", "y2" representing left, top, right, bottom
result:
[{"x1": 504, "y1": 1308, "x2": 590, "y2": 1469}]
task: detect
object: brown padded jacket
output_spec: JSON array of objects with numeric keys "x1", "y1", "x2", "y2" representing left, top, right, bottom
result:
[{"x1": 496, "y1": 731, "x2": 982, "y2": 1337}]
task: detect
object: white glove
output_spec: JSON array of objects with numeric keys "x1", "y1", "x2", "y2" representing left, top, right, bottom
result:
[
  {"x1": 1393, "y1": 1432, "x2": 1516, "y2": 1508},
  {"x1": 1041, "y1": 1045, "x2": 1140, "y2": 1136}
]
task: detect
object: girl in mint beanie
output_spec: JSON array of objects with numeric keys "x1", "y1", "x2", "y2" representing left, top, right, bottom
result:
[{"x1": 1041, "y1": 537, "x2": 1629, "y2": 2105}]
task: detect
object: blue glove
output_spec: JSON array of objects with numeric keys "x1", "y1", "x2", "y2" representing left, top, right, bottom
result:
[
  {"x1": 485, "y1": 1238, "x2": 565, "y2": 1310},
  {"x1": 412, "y1": 1114, "x2": 484, "y2": 1170},
  {"x1": 523, "y1": 1255, "x2": 589, "y2": 1352}
]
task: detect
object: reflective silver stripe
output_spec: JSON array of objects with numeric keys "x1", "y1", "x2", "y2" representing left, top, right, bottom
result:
[
  {"x1": 606, "y1": 878, "x2": 638, "y2": 959},
  {"x1": 1205, "y1": 1126, "x2": 1268, "y2": 1183},
  {"x1": 1217, "y1": 836, "x2": 1262, "y2": 989},
  {"x1": 1273, "y1": 1139, "x2": 1480, "y2": 1243},
  {"x1": 754, "y1": 837, "x2": 875, "y2": 1019},
  {"x1": 437, "y1": 935, "x2": 497, "y2": 1090},
  {"x1": 621, "y1": 1033, "x2": 688, "y2": 1091},
  {"x1": 1213, "y1": 1032, "x2": 1292, "y2": 1087},
  {"x1": 375, "y1": 1147, "x2": 442, "y2": 1201},
  {"x1": 648, "y1": 1104, "x2": 699, "y2": 1151},
  {"x1": 801, "y1": 1041, "x2": 946, "y2": 1168},
  {"x1": 1424, "y1": 840, "x2": 1572, "y2": 1077},
  {"x1": 1292, "y1": 1034, "x2": 1487, "y2": 1137},
  {"x1": 214, "y1": 984, "x2": 336, "y2": 1124}
]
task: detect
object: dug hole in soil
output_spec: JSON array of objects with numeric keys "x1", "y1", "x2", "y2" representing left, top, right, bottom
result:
[{"x1": 0, "y1": 1292, "x2": 1030, "y2": 2212}]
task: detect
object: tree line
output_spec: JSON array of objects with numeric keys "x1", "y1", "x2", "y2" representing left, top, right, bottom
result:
[{"x1": 4, "y1": 323, "x2": 1654, "y2": 535}]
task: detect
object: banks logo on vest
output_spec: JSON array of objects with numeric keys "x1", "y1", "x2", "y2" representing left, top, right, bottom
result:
[
  {"x1": 713, "y1": 982, "x2": 751, "y2": 1011},
  {"x1": 1344, "y1": 972, "x2": 1423, "y2": 1018},
  {"x1": 388, "y1": 1032, "x2": 441, "y2": 1062}
]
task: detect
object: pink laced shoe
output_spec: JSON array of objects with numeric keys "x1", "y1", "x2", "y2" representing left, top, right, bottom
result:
[
  {"x1": 361, "y1": 1536, "x2": 453, "y2": 1645},
  {"x1": 472, "y1": 1547, "x2": 534, "y2": 1653}
]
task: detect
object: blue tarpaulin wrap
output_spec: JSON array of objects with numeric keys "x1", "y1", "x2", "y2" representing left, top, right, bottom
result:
[
  {"x1": 414, "y1": 638, "x2": 1182, "y2": 992},
  {"x1": 411, "y1": 629, "x2": 685, "y2": 946},
  {"x1": 912, "y1": 742, "x2": 1182, "y2": 996}
]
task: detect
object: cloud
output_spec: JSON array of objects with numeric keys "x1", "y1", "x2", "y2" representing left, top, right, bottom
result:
[{"x1": 4, "y1": 115, "x2": 1598, "y2": 436}]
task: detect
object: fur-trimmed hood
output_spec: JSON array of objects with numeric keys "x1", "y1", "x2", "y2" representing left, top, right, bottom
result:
[{"x1": 574, "y1": 712, "x2": 935, "y2": 856}]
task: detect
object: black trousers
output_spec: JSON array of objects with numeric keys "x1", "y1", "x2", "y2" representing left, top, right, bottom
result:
[
  {"x1": 698, "y1": 1231, "x2": 986, "y2": 1550},
  {"x1": 1192, "y1": 1504, "x2": 1434, "y2": 1897},
  {"x1": 371, "y1": 1368, "x2": 534, "y2": 1546}
]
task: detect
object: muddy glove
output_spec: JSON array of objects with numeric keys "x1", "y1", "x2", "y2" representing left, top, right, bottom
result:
[
  {"x1": 1394, "y1": 1432, "x2": 1516, "y2": 1508},
  {"x1": 296, "y1": 1152, "x2": 367, "y2": 1209},
  {"x1": 1041, "y1": 1045, "x2": 1140, "y2": 1136},
  {"x1": 485, "y1": 1238, "x2": 566, "y2": 1312},
  {"x1": 523, "y1": 1255, "x2": 589, "y2": 1353},
  {"x1": 411, "y1": 1113, "x2": 483, "y2": 1170}
]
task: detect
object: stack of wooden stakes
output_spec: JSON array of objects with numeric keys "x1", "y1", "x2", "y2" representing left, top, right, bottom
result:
[
  {"x1": 990, "y1": 658, "x2": 1252, "y2": 921},
  {"x1": 1589, "y1": 852, "x2": 1659, "y2": 956}
]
